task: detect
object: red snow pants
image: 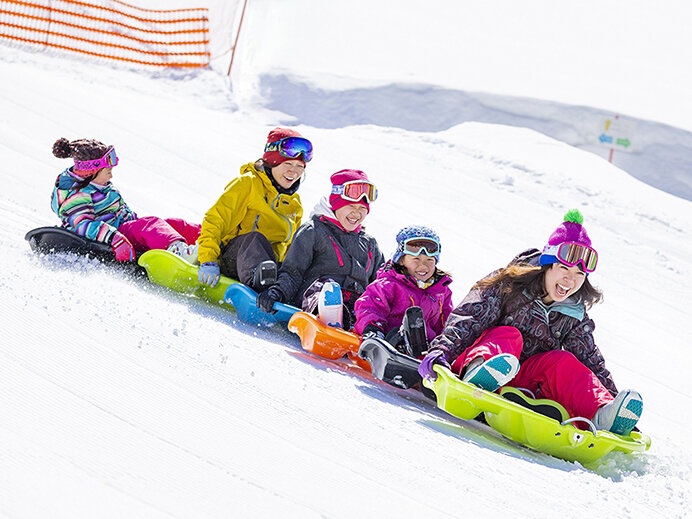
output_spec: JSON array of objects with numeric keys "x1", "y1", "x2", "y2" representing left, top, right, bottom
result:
[
  {"x1": 450, "y1": 326, "x2": 614, "y2": 421},
  {"x1": 119, "y1": 216, "x2": 201, "y2": 252}
]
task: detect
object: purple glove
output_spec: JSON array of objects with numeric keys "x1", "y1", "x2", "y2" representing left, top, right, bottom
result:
[{"x1": 418, "y1": 349, "x2": 450, "y2": 381}]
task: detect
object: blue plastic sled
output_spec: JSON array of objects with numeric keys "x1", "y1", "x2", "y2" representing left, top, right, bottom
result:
[{"x1": 224, "y1": 283, "x2": 300, "y2": 327}]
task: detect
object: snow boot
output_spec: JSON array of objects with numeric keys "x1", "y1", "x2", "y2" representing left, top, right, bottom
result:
[
  {"x1": 462, "y1": 353, "x2": 520, "y2": 393},
  {"x1": 400, "y1": 306, "x2": 427, "y2": 358},
  {"x1": 500, "y1": 387, "x2": 570, "y2": 423},
  {"x1": 252, "y1": 260, "x2": 277, "y2": 292},
  {"x1": 317, "y1": 281, "x2": 343, "y2": 328},
  {"x1": 592, "y1": 389, "x2": 643, "y2": 436},
  {"x1": 167, "y1": 241, "x2": 199, "y2": 265}
]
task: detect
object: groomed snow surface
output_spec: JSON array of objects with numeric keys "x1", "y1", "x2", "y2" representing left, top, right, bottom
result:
[{"x1": 1, "y1": 2, "x2": 691, "y2": 517}]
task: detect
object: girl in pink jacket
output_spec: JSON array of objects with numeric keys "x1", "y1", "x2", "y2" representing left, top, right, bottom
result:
[{"x1": 354, "y1": 225, "x2": 453, "y2": 357}]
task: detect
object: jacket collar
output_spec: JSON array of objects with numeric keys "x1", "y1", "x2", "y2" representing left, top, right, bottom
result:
[
  {"x1": 311, "y1": 197, "x2": 363, "y2": 234},
  {"x1": 528, "y1": 291, "x2": 585, "y2": 320},
  {"x1": 248, "y1": 160, "x2": 301, "y2": 196},
  {"x1": 383, "y1": 261, "x2": 452, "y2": 292}
]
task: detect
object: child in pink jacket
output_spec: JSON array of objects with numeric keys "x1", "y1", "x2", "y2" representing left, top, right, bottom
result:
[{"x1": 354, "y1": 225, "x2": 453, "y2": 356}]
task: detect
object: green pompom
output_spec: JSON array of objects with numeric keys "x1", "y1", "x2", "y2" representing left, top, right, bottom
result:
[{"x1": 563, "y1": 209, "x2": 583, "y2": 225}]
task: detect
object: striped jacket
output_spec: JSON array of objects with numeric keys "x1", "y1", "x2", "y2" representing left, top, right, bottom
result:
[{"x1": 50, "y1": 168, "x2": 137, "y2": 244}]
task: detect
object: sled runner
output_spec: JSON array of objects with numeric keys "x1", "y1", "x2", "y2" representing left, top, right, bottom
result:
[{"x1": 424, "y1": 365, "x2": 651, "y2": 465}]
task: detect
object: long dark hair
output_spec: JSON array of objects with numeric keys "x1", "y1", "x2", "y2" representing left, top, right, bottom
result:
[{"x1": 474, "y1": 263, "x2": 603, "y2": 312}]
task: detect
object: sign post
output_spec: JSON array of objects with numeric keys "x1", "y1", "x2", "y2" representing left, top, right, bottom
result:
[{"x1": 597, "y1": 115, "x2": 636, "y2": 162}]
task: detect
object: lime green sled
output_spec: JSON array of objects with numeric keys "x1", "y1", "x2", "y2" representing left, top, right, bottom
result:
[
  {"x1": 423, "y1": 365, "x2": 651, "y2": 466},
  {"x1": 137, "y1": 250, "x2": 238, "y2": 306}
]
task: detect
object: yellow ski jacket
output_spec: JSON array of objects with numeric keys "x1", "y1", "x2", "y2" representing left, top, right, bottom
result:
[{"x1": 197, "y1": 162, "x2": 303, "y2": 264}]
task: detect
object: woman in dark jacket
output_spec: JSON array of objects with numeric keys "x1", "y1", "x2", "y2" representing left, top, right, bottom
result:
[
  {"x1": 419, "y1": 210, "x2": 644, "y2": 436},
  {"x1": 257, "y1": 169, "x2": 385, "y2": 329}
]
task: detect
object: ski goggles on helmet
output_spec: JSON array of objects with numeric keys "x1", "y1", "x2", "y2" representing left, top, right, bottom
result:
[
  {"x1": 264, "y1": 137, "x2": 313, "y2": 162},
  {"x1": 542, "y1": 242, "x2": 598, "y2": 273},
  {"x1": 399, "y1": 236, "x2": 440, "y2": 257},
  {"x1": 74, "y1": 147, "x2": 118, "y2": 171},
  {"x1": 331, "y1": 181, "x2": 378, "y2": 203}
]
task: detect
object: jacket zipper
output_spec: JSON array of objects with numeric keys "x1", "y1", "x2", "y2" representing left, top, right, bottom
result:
[{"x1": 328, "y1": 236, "x2": 344, "y2": 267}]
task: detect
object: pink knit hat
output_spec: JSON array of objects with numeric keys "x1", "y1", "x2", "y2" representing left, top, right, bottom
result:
[
  {"x1": 545, "y1": 209, "x2": 592, "y2": 248},
  {"x1": 329, "y1": 169, "x2": 371, "y2": 212},
  {"x1": 262, "y1": 127, "x2": 305, "y2": 167}
]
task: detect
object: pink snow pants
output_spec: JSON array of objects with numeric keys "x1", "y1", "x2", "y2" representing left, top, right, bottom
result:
[
  {"x1": 450, "y1": 326, "x2": 614, "y2": 421},
  {"x1": 119, "y1": 216, "x2": 201, "y2": 252}
]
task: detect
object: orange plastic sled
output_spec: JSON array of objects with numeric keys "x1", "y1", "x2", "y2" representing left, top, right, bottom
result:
[{"x1": 288, "y1": 312, "x2": 371, "y2": 372}]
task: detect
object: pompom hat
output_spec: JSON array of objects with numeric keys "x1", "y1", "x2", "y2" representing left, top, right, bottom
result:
[
  {"x1": 393, "y1": 225, "x2": 441, "y2": 264},
  {"x1": 262, "y1": 127, "x2": 306, "y2": 167},
  {"x1": 329, "y1": 169, "x2": 371, "y2": 212},
  {"x1": 53, "y1": 137, "x2": 112, "y2": 179},
  {"x1": 539, "y1": 209, "x2": 595, "y2": 269}
]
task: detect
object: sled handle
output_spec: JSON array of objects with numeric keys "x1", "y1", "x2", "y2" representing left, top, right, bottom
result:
[{"x1": 561, "y1": 417, "x2": 598, "y2": 435}]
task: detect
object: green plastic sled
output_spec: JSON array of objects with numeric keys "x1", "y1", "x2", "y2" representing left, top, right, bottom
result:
[
  {"x1": 137, "y1": 249, "x2": 238, "y2": 306},
  {"x1": 424, "y1": 365, "x2": 651, "y2": 465}
]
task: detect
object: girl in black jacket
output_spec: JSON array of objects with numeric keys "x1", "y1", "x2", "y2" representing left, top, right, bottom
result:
[{"x1": 257, "y1": 169, "x2": 385, "y2": 329}]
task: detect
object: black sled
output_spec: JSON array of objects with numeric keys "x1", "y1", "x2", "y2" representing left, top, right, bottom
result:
[
  {"x1": 25, "y1": 226, "x2": 143, "y2": 275},
  {"x1": 358, "y1": 337, "x2": 436, "y2": 400}
]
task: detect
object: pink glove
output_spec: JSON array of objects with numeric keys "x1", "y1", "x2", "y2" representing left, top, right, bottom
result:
[{"x1": 111, "y1": 234, "x2": 135, "y2": 262}]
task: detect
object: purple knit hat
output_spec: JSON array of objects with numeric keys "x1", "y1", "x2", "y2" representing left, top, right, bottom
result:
[
  {"x1": 329, "y1": 169, "x2": 371, "y2": 212},
  {"x1": 539, "y1": 209, "x2": 594, "y2": 268}
]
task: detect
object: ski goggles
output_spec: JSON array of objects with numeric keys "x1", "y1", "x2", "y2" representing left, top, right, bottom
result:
[
  {"x1": 542, "y1": 242, "x2": 598, "y2": 273},
  {"x1": 399, "y1": 236, "x2": 440, "y2": 257},
  {"x1": 264, "y1": 137, "x2": 313, "y2": 162},
  {"x1": 74, "y1": 147, "x2": 119, "y2": 170},
  {"x1": 331, "y1": 181, "x2": 378, "y2": 203}
]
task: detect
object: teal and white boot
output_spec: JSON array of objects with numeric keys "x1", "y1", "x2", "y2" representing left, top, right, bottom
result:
[
  {"x1": 593, "y1": 389, "x2": 643, "y2": 435},
  {"x1": 462, "y1": 353, "x2": 520, "y2": 392}
]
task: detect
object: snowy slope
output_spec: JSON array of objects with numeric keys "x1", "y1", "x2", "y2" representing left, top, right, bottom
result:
[
  {"x1": 230, "y1": 0, "x2": 692, "y2": 202},
  {"x1": 1, "y1": 4, "x2": 692, "y2": 518}
]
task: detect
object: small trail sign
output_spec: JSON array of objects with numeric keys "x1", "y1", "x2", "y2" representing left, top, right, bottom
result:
[{"x1": 597, "y1": 116, "x2": 636, "y2": 155}]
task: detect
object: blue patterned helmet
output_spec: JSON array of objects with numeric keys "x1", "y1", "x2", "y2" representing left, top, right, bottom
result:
[{"x1": 393, "y1": 225, "x2": 441, "y2": 264}]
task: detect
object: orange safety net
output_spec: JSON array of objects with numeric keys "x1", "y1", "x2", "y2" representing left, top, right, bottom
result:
[{"x1": 0, "y1": 0, "x2": 210, "y2": 67}]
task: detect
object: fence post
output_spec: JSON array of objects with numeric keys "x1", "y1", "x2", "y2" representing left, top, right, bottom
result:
[{"x1": 227, "y1": 0, "x2": 248, "y2": 76}]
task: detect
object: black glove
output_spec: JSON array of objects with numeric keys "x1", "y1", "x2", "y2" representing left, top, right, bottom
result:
[
  {"x1": 362, "y1": 322, "x2": 386, "y2": 341},
  {"x1": 257, "y1": 287, "x2": 283, "y2": 314}
]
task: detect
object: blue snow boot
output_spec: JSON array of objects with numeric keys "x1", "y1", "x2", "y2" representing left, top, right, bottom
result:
[{"x1": 462, "y1": 353, "x2": 520, "y2": 393}]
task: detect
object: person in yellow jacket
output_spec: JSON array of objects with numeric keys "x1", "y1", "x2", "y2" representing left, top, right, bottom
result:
[{"x1": 197, "y1": 127, "x2": 312, "y2": 290}]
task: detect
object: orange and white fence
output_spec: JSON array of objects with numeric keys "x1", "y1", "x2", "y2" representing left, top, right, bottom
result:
[{"x1": 0, "y1": 0, "x2": 210, "y2": 68}]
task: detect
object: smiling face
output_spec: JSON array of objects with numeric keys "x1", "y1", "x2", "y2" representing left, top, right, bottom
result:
[
  {"x1": 334, "y1": 203, "x2": 369, "y2": 232},
  {"x1": 542, "y1": 262, "x2": 586, "y2": 304},
  {"x1": 271, "y1": 160, "x2": 305, "y2": 190},
  {"x1": 400, "y1": 253, "x2": 436, "y2": 283}
]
